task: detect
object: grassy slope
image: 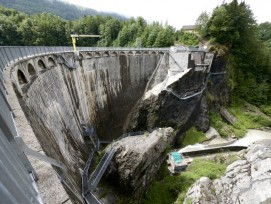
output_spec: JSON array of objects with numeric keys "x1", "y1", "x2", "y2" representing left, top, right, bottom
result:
[
  {"x1": 141, "y1": 159, "x2": 227, "y2": 204},
  {"x1": 181, "y1": 127, "x2": 207, "y2": 147},
  {"x1": 211, "y1": 100, "x2": 271, "y2": 138}
]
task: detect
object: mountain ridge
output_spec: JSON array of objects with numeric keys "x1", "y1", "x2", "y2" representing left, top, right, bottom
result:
[{"x1": 0, "y1": 0, "x2": 127, "y2": 20}]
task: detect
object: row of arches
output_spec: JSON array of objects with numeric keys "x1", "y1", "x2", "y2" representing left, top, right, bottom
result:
[
  {"x1": 83, "y1": 51, "x2": 164, "y2": 59},
  {"x1": 16, "y1": 51, "x2": 164, "y2": 85},
  {"x1": 17, "y1": 57, "x2": 56, "y2": 85}
]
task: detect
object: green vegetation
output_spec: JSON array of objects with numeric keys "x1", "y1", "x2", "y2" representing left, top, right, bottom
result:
[
  {"x1": 210, "y1": 100, "x2": 271, "y2": 138},
  {"x1": 0, "y1": 5, "x2": 183, "y2": 47},
  {"x1": 176, "y1": 31, "x2": 199, "y2": 46},
  {"x1": 198, "y1": 0, "x2": 271, "y2": 106},
  {"x1": 258, "y1": 22, "x2": 271, "y2": 48},
  {"x1": 141, "y1": 159, "x2": 227, "y2": 204},
  {"x1": 181, "y1": 127, "x2": 206, "y2": 147},
  {"x1": 260, "y1": 105, "x2": 271, "y2": 117}
]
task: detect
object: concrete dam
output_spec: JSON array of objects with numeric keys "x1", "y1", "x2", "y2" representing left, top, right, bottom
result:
[{"x1": 0, "y1": 46, "x2": 214, "y2": 203}]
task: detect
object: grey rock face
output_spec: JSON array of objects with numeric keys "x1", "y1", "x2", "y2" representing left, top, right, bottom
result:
[
  {"x1": 125, "y1": 68, "x2": 207, "y2": 135},
  {"x1": 107, "y1": 127, "x2": 174, "y2": 196},
  {"x1": 184, "y1": 140, "x2": 271, "y2": 204},
  {"x1": 194, "y1": 96, "x2": 210, "y2": 132}
]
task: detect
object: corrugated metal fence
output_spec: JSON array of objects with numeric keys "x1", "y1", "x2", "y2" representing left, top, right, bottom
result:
[{"x1": 0, "y1": 72, "x2": 42, "y2": 203}]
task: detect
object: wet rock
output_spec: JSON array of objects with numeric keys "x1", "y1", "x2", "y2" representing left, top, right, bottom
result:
[
  {"x1": 124, "y1": 68, "x2": 208, "y2": 137},
  {"x1": 107, "y1": 127, "x2": 174, "y2": 197},
  {"x1": 184, "y1": 140, "x2": 271, "y2": 204},
  {"x1": 194, "y1": 96, "x2": 209, "y2": 132}
]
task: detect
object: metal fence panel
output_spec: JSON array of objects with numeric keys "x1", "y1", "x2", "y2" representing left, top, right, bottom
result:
[{"x1": 0, "y1": 68, "x2": 42, "y2": 203}]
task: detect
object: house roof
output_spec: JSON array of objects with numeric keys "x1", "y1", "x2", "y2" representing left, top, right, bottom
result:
[{"x1": 181, "y1": 25, "x2": 198, "y2": 30}]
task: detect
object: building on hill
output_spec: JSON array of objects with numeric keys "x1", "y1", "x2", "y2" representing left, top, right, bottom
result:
[{"x1": 181, "y1": 25, "x2": 199, "y2": 33}]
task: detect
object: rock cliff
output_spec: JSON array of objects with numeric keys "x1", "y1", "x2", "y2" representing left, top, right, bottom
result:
[
  {"x1": 124, "y1": 68, "x2": 208, "y2": 137},
  {"x1": 184, "y1": 140, "x2": 271, "y2": 204}
]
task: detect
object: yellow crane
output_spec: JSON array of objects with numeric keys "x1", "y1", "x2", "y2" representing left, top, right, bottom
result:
[{"x1": 71, "y1": 34, "x2": 101, "y2": 51}]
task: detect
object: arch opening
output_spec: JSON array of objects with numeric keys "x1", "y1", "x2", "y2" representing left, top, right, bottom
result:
[
  {"x1": 17, "y1": 70, "x2": 27, "y2": 85},
  {"x1": 48, "y1": 57, "x2": 56, "y2": 67},
  {"x1": 38, "y1": 60, "x2": 46, "y2": 69},
  {"x1": 95, "y1": 52, "x2": 101, "y2": 57},
  {"x1": 28, "y1": 63, "x2": 36, "y2": 76},
  {"x1": 86, "y1": 53, "x2": 92, "y2": 59},
  {"x1": 111, "y1": 52, "x2": 117, "y2": 57},
  {"x1": 103, "y1": 52, "x2": 109, "y2": 57}
]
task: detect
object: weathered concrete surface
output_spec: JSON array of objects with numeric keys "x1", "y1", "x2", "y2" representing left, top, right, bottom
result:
[
  {"x1": 184, "y1": 139, "x2": 271, "y2": 204},
  {"x1": 4, "y1": 51, "x2": 161, "y2": 202},
  {"x1": 106, "y1": 127, "x2": 174, "y2": 197},
  {"x1": 4, "y1": 61, "x2": 72, "y2": 204}
]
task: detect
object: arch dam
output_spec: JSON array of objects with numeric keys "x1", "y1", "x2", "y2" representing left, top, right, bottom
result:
[{"x1": 0, "y1": 46, "x2": 213, "y2": 203}]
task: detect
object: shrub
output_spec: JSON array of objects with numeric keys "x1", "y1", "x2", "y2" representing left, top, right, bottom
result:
[
  {"x1": 182, "y1": 127, "x2": 206, "y2": 147},
  {"x1": 142, "y1": 159, "x2": 227, "y2": 204}
]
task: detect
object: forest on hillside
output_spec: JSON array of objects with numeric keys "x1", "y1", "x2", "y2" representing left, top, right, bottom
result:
[
  {"x1": 195, "y1": 0, "x2": 271, "y2": 106},
  {"x1": 0, "y1": 5, "x2": 199, "y2": 47}
]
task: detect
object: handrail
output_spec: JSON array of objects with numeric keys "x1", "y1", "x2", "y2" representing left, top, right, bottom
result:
[
  {"x1": 88, "y1": 147, "x2": 116, "y2": 190},
  {"x1": 0, "y1": 46, "x2": 170, "y2": 71},
  {"x1": 15, "y1": 136, "x2": 68, "y2": 181}
]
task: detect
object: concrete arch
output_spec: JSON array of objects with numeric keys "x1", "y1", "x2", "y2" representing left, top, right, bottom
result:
[
  {"x1": 48, "y1": 57, "x2": 56, "y2": 67},
  {"x1": 159, "y1": 52, "x2": 164, "y2": 55},
  {"x1": 111, "y1": 52, "x2": 117, "y2": 57},
  {"x1": 86, "y1": 53, "x2": 92, "y2": 59},
  {"x1": 17, "y1": 69, "x2": 28, "y2": 85},
  {"x1": 120, "y1": 51, "x2": 125, "y2": 55},
  {"x1": 151, "y1": 51, "x2": 157, "y2": 55},
  {"x1": 143, "y1": 51, "x2": 149, "y2": 55},
  {"x1": 103, "y1": 51, "x2": 109, "y2": 57},
  {"x1": 38, "y1": 59, "x2": 46, "y2": 69},
  {"x1": 128, "y1": 51, "x2": 133, "y2": 56},
  {"x1": 94, "y1": 52, "x2": 101, "y2": 57},
  {"x1": 135, "y1": 51, "x2": 141, "y2": 55},
  {"x1": 79, "y1": 53, "x2": 84, "y2": 60},
  {"x1": 28, "y1": 63, "x2": 36, "y2": 76}
]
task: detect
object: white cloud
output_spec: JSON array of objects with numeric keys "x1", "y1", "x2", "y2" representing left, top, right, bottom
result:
[{"x1": 64, "y1": 0, "x2": 271, "y2": 29}]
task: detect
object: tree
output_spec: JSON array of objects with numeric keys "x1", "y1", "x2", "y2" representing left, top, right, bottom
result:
[
  {"x1": 195, "y1": 11, "x2": 209, "y2": 36},
  {"x1": 205, "y1": 0, "x2": 271, "y2": 105},
  {"x1": 258, "y1": 22, "x2": 271, "y2": 48},
  {"x1": 0, "y1": 14, "x2": 20, "y2": 45}
]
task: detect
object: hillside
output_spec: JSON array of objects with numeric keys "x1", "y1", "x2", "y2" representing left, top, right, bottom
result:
[{"x1": 0, "y1": 0, "x2": 126, "y2": 20}]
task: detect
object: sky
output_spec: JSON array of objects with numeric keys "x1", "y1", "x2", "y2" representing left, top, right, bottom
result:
[{"x1": 64, "y1": 0, "x2": 270, "y2": 29}]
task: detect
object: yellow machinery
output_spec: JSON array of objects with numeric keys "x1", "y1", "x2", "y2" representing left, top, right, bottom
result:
[{"x1": 71, "y1": 34, "x2": 101, "y2": 51}]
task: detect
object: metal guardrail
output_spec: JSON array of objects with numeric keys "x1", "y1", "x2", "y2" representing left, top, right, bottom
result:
[
  {"x1": 82, "y1": 146, "x2": 115, "y2": 204},
  {"x1": 0, "y1": 46, "x2": 170, "y2": 71},
  {"x1": 89, "y1": 147, "x2": 116, "y2": 191},
  {"x1": 82, "y1": 128, "x2": 158, "y2": 204},
  {"x1": 0, "y1": 69, "x2": 42, "y2": 203}
]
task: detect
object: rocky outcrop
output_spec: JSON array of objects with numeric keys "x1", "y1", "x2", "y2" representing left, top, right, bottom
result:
[
  {"x1": 124, "y1": 68, "x2": 208, "y2": 136},
  {"x1": 184, "y1": 139, "x2": 271, "y2": 204},
  {"x1": 194, "y1": 96, "x2": 209, "y2": 132},
  {"x1": 207, "y1": 55, "x2": 230, "y2": 106},
  {"x1": 106, "y1": 127, "x2": 174, "y2": 197}
]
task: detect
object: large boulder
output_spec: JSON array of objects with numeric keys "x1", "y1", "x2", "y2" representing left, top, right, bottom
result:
[
  {"x1": 106, "y1": 127, "x2": 174, "y2": 196},
  {"x1": 184, "y1": 139, "x2": 271, "y2": 204}
]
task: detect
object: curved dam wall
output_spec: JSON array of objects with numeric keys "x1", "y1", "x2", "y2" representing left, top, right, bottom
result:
[{"x1": 5, "y1": 50, "x2": 162, "y2": 197}]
